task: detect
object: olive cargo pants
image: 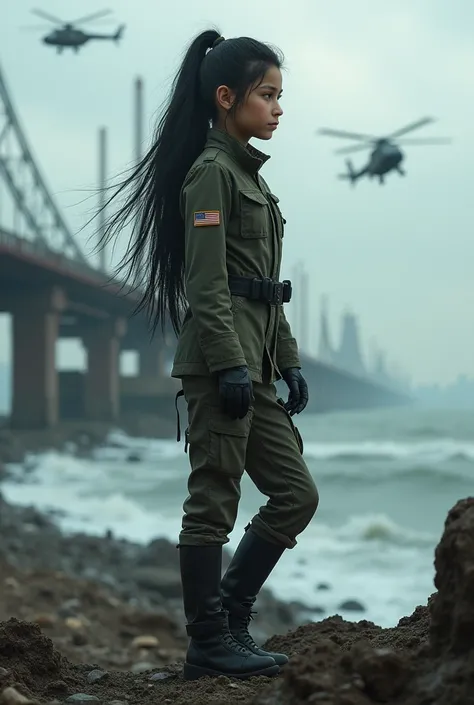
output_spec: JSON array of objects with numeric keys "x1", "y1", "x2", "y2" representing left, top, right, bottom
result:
[{"x1": 179, "y1": 376, "x2": 319, "y2": 549}]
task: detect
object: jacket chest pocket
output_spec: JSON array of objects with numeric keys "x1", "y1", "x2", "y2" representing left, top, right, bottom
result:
[
  {"x1": 239, "y1": 190, "x2": 270, "y2": 239},
  {"x1": 268, "y1": 193, "x2": 286, "y2": 239}
]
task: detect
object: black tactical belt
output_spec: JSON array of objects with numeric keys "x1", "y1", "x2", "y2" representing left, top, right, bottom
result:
[{"x1": 228, "y1": 275, "x2": 292, "y2": 305}]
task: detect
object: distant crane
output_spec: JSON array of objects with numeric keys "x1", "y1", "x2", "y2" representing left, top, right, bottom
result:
[
  {"x1": 317, "y1": 117, "x2": 451, "y2": 185},
  {"x1": 24, "y1": 8, "x2": 125, "y2": 53}
]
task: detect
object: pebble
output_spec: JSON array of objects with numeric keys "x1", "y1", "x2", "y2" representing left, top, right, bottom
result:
[
  {"x1": 0, "y1": 687, "x2": 32, "y2": 704},
  {"x1": 316, "y1": 582, "x2": 331, "y2": 591},
  {"x1": 4, "y1": 577, "x2": 20, "y2": 591},
  {"x1": 72, "y1": 631, "x2": 89, "y2": 646},
  {"x1": 352, "y1": 676, "x2": 365, "y2": 689},
  {"x1": 87, "y1": 670, "x2": 109, "y2": 684},
  {"x1": 65, "y1": 696, "x2": 100, "y2": 703},
  {"x1": 338, "y1": 599, "x2": 366, "y2": 612},
  {"x1": 32, "y1": 613, "x2": 57, "y2": 628},
  {"x1": 131, "y1": 635, "x2": 159, "y2": 649},
  {"x1": 149, "y1": 672, "x2": 173, "y2": 682},
  {"x1": 58, "y1": 598, "x2": 81, "y2": 618},
  {"x1": 65, "y1": 617, "x2": 84, "y2": 631}
]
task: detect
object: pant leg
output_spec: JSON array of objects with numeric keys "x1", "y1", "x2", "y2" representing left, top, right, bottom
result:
[
  {"x1": 179, "y1": 375, "x2": 252, "y2": 546},
  {"x1": 244, "y1": 382, "x2": 319, "y2": 549}
]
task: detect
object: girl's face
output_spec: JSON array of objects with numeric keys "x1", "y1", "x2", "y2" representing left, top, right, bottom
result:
[{"x1": 216, "y1": 65, "x2": 284, "y2": 144}]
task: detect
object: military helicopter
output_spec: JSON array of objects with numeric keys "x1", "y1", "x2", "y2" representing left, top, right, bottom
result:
[
  {"x1": 25, "y1": 8, "x2": 125, "y2": 53},
  {"x1": 317, "y1": 117, "x2": 451, "y2": 185}
]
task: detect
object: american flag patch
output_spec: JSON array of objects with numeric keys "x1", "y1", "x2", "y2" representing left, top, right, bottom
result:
[{"x1": 193, "y1": 210, "x2": 220, "y2": 227}]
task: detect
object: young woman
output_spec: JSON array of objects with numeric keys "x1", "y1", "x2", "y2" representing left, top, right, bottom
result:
[{"x1": 101, "y1": 29, "x2": 319, "y2": 681}]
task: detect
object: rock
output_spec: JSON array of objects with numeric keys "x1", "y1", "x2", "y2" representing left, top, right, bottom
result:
[
  {"x1": 0, "y1": 671, "x2": 9, "y2": 681},
  {"x1": 65, "y1": 617, "x2": 84, "y2": 631},
  {"x1": 58, "y1": 598, "x2": 81, "y2": 618},
  {"x1": 351, "y1": 642, "x2": 410, "y2": 701},
  {"x1": 4, "y1": 577, "x2": 20, "y2": 592},
  {"x1": 65, "y1": 696, "x2": 100, "y2": 703},
  {"x1": 338, "y1": 599, "x2": 366, "y2": 612},
  {"x1": 71, "y1": 631, "x2": 88, "y2": 646},
  {"x1": 131, "y1": 635, "x2": 159, "y2": 649},
  {"x1": 133, "y1": 567, "x2": 182, "y2": 599},
  {"x1": 32, "y1": 613, "x2": 57, "y2": 628},
  {"x1": 131, "y1": 662, "x2": 156, "y2": 674},
  {"x1": 149, "y1": 672, "x2": 174, "y2": 681},
  {"x1": 316, "y1": 582, "x2": 331, "y2": 591},
  {"x1": 87, "y1": 670, "x2": 108, "y2": 684},
  {"x1": 0, "y1": 687, "x2": 32, "y2": 705}
]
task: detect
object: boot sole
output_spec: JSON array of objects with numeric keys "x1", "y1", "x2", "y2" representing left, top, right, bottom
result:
[{"x1": 183, "y1": 662, "x2": 280, "y2": 681}]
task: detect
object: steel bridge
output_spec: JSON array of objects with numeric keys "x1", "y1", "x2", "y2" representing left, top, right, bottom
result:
[{"x1": 0, "y1": 60, "x2": 410, "y2": 429}]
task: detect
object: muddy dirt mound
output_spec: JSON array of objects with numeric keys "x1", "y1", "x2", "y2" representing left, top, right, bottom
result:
[
  {"x1": 429, "y1": 497, "x2": 474, "y2": 656},
  {"x1": 0, "y1": 619, "x2": 82, "y2": 702},
  {"x1": 251, "y1": 497, "x2": 474, "y2": 705}
]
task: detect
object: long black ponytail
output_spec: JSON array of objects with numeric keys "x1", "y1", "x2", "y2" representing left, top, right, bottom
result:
[{"x1": 99, "y1": 29, "x2": 283, "y2": 336}]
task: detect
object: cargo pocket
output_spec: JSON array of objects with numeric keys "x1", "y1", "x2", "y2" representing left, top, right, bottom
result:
[
  {"x1": 208, "y1": 409, "x2": 251, "y2": 475},
  {"x1": 277, "y1": 398, "x2": 304, "y2": 455},
  {"x1": 239, "y1": 190, "x2": 269, "y2": 238}
]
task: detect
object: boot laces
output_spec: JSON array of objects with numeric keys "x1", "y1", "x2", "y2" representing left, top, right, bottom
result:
[
  {"x1": 222, "y1": 627, "x2": 251, "y2": 655},
  {"x1": 234, "y1": 610, "x2": 262, "y2": 651}
]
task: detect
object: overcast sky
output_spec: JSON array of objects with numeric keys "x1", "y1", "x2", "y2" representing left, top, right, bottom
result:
[{"x1": 0, "y1": 0, "x2": 473, "y2": 386}]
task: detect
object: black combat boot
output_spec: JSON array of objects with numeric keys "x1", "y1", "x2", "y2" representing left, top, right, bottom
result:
[
  {"x1": 221, "y1": 528, "x2": 289, "y2": 666},
  {"x1": 179, "y1": 544, "x2": 279, "y2": 681}
]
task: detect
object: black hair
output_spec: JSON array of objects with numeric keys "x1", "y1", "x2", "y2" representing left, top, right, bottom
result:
[{"x1": 99, "y1": 29, "x2": 284, "y2": 336}]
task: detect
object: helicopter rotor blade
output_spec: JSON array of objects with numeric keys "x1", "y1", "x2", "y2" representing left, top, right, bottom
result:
[
  {"x1": 31, "y1": 8, "x2": 65, "y2": 25},
  {"x1": 20, "y1": 24, "x2": 53, "y2": 30},
  {"x1": 317, "y1": 127, "x2": 379, "y2": 143},
  {"x1": 387, "y1": 117, "x2": 436, "y2": 139},
  {"x1": 334, "y1": 142, "x2": 374, "y2": 155},
  {"x1": 394, "y1": 137, "x2": 452, "y2": 145},
  {"x1": 71, "y1": 9, "x2": 113, "y2": 26}
]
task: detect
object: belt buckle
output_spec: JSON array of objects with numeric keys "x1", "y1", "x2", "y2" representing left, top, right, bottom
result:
[
  {"x1": 282, "y1": 279, "x2": 292, "y2": 303},
  {"x1": 273, "y1": 281, "x2": 284, "y2": 305}
]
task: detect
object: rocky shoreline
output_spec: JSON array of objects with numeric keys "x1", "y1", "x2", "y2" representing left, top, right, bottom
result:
[
  {"x1": 1, "y1": 497, "x2": 474, "y2": 704},
  {"x1": 1, "y1": 437, "x2": 474, "y2": 703}
]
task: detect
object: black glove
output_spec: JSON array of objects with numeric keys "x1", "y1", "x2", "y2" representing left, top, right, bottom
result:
[
  {"x1": 218, "y1": 366, "x2": 254, "y2": 420},
  {"x1": 281, "y1": 367, "x2": 308, "y2": 416}
]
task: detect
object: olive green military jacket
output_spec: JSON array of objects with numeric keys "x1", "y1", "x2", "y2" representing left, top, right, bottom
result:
[{"x1": 171, "y1": 128, "x2": 301, "y2": 384}]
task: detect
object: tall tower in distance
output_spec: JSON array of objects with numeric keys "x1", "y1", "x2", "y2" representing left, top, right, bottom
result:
[
  {"x1": 317, "y1": 294, "x2": 333, "y2": 364},
  {"x1": 290, "y1": 261, "x2": 311, "y2": 353},
  {"x1": 336, "y1": 309, "x2": 366, "y2": 376},
  {"x1": 134, "y1": 76, "x2": 144, "y2": 162}
]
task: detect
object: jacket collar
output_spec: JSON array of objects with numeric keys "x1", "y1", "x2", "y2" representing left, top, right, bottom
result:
[{"x1": 204, "y1": 128, "x2": 270, "y2": 175}]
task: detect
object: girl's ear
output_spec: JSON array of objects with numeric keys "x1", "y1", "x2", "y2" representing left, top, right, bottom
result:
[{"x1": 216, "y1": 85, "x2": 236, "y2": 112}]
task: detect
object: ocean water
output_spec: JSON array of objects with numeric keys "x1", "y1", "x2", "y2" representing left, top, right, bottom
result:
[{"x1": 2, "y1": 407, "x2": 473, "y2": 629}]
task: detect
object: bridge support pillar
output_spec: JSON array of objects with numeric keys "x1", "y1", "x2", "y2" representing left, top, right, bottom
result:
[
  {"x1": 83, "y1": 317, "x2": 126, "y2": 421},
  {"x1": 11, "y1": 286, "x2": 66, "y2": 429},
  {"x1": 138, "y1": 337, "x2": 167, "y2": 378}
]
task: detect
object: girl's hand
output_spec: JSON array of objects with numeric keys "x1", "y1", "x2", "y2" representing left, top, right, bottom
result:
[
  {"x1": 218, "y1": 366, "x2": 254, "y2": 420},
  {"x1": 281, "y1": 368, "x2": 308, "y2": 415}
]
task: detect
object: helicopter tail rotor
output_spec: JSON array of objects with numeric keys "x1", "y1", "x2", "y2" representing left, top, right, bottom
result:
[
  {"x1": 337, "y1": 159, "x2": 358, "y2": 186},
  {"x1": 114, "y1": 24, "x2": 125, "y2": 42}
]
